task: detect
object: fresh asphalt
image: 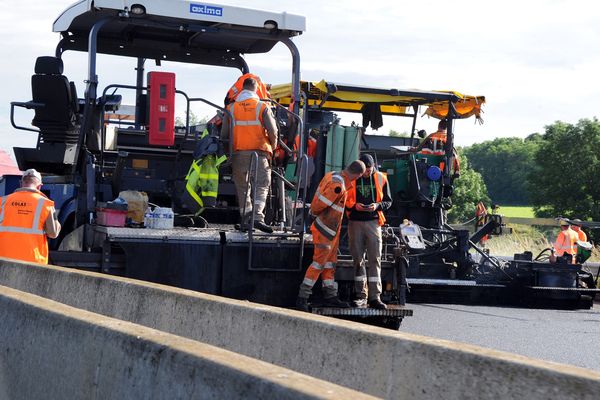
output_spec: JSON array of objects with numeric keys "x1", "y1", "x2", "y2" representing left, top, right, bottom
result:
[{"x1": 401, "y1": 302, "x2": 600, "y2": 371}]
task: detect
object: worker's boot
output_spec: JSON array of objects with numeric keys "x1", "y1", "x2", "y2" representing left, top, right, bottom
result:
[
  {"x1": 352, "y1": 298, "x2": 367, "y2": 308},
  {"x1": 322, "y1": 296, "x2": 350, "y2": 308},
  {"x1": 254, "y1": 220, "x2": 273, "y2": 233},
  {"x1": 295, "y1": 297, "x2": 310, "y2": 312},
  {"x1": 368, "y1": 298, "x2": 387, "y2": 309}
]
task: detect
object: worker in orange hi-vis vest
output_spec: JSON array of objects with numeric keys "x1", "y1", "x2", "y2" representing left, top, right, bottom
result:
[
  {"x1": 571, "y1": 219, "x2": 588, "y2": 242},
  {"x1": 0, "y1": 169, "x2": 61, "y2": 264},
  {"x1": 221, "y1": 77, "x2": 278, "y2": 233},
  {"x1": 345, "y1": 154, "x2": 392, "y2": 310},
  {"x1": 553, "y1": 219, "x2": 579, "y2": 264},
  {"x1": 295, "y1": 160, "x2": 366, "y2": 312},
  {"x1": 224, "y1": 73, "x2": 270, "y2": 106},
  {"x1": 411, "y1": 119, "x2": 460, "y2": 175},
  {"x1": 475, "y1": 201, "x2": 489, "y2": 244}
]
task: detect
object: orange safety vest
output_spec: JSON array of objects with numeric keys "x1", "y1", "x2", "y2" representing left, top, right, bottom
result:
[
  {"x1": 0, "y1": 190, "x2": 54, "y2": 264},
  {"x1": 345, "y1": 171, "x2": 388, "y2": 226},
  {"x1": 227, "y1": 98, "x2": 272, "y2": 155},
  {"x1": 420, "y1": 130, "x2": 447, "y2": 155},
  {"x1": 475, "y1": 202, "x2": 487, "y2": 226},
  {"x1": 553, "y1": 228, "x2": 578, "y2": 257},
  {"x1": 310, "y1": 172, "x2": 348, "y2": 241},
  {"x1": 294, "y1": 134, "x2": 317, "y2": 158},
  {"x1": 226, "y1": 73, "x2": 270, "y2": 104},
  {"x1": 573, "y1": 227, "x2": 587, "y2": 242}
]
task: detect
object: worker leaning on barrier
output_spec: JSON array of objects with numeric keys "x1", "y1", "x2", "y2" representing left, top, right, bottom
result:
[
  {"x1": 0, "y1": 169, "x2": 61, "y2": 264},
  {"x1": 345, "y1": 154, "x2": 392, "y2": 310},
  {"x1": 221, "y1": 77, "x2": 278, "y2": 233},
  {"x1": 553, "y1": 219, "x2": 578, "y2": 264},
  {"x1": 296, "y1": 160, "x2": 366, "y2": 311}
]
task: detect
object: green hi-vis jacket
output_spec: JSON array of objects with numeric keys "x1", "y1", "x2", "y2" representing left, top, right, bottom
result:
[{"x1": 185, "y1": 130, "x2": 226, "y2": 214}]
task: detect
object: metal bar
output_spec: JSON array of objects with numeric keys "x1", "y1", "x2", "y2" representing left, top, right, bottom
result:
[
  {"x1": 270, "y1": 169, "x2": 295, "y2": 190},
  {"x1": 410, "y1": 105, "x2": 418, "y2": 139},
  {"x1": 10, "y1": 102, "x2": 41, "y2": 133},
  {"x1": 247, "y1": 152, "x2": 259, "y2": 270},
  {"x1": 73, "y1": 17, "x2": 110, "y2": 175},
  {"x1": 188, "y1": 97, "x2": 233, "y2": 161},
  {"x1": 468, "y1": 240, "x2": 503, "y2": 269},
  {"x1": 134, "y1": 57, "x2": 145, "y2": 130}
]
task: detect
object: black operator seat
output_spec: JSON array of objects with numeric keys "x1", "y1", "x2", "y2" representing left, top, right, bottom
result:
[{"x1": 30, "y1": 56, "x2": 79, "y2": 144}]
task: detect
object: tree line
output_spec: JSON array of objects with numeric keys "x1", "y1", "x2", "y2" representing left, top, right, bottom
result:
[{"x1": 448, "y1": 118, "x2": 600, "y2": 224}]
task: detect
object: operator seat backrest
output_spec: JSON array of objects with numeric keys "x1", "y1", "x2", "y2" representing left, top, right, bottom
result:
[{"x1": 31, "y1": 56, "x2": 79, "y2": 143}]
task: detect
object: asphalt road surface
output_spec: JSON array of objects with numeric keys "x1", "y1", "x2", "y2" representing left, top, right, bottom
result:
[{"x1": 401, "y1": 302, "x2": 600, "y2": 371}]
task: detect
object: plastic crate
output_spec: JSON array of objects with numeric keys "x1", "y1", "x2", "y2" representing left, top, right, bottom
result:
[{"x1": 97, "y1": 208, "x2": 127, "y2": 227}]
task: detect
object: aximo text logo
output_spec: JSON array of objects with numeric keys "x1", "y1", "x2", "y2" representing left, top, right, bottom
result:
[{"x1": 189, "y1": 3, "x2": 223, "y2": 17}]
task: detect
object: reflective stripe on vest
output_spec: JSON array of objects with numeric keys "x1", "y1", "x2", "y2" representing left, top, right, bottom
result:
[
  {"x1": 0, "y1": 191, "x2": 52, "y2": 264},
  {"x1": 345, "y1": 171, "x2": 387, "y2": 226},
  {"x1": 331, "y1": 173, "x2": 346, "y2": 191},
  {"x1": 0, "y1": 197, "x2": 47, "y2": 235},
  {"x1": 316, "y1": 190, "x2": 344, "y2": 213},
  {"x1": 0, "y1": 196, "x2": 6, "y2": 225},
  {"x1": 229, "y1": 99, "x2": 272, "y2": 154},
  {"x1": 315, "y1": 216, "x2": 337, "y2": 240}
]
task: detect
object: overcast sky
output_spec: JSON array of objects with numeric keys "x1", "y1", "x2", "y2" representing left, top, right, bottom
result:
[{"x1": 1, "y1": 0, "x2": 599, "y2": 159}]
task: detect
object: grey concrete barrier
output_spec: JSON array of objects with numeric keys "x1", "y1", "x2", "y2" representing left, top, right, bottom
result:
[
  {"x1": 2, "y1": 258, "x2": 600, "y2": 399},
  {"x1": 0, "y1": 285, "x2": 373, "y2": 400}
]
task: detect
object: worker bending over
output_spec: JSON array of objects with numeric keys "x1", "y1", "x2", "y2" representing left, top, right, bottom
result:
[
  {"x1": 345, "y1": 154, "x2": 392, "y2": 309},
  {"x1": 0, "y1": 169, "x2": 61, "y2": 264},
  {"x1": 553, "y1": 219, "x2": 578, "y2": 263},
  {"x1": 221, "y1": 77, "x2": 278, "y2": 233},
  {"x1": 296, "y1": 160, "x2": 366, "y2": 311}
]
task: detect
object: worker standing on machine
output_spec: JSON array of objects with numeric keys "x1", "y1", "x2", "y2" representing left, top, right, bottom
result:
[
  {"x1": 416, "y1": 120, "x2": 448, "y2": 155},
  {"x1": 296, "y1": 160, "x2": 366, "y2": 311},
  {"x1": 345, "y1": 154, "x2": 392, "y2": 309},
  {"x1": 224, "y1": 73, "x2": 270, "y2": 105},
  {"x1": 411, "y1": 119, "x2": 460, "y2": 177},
  {"x1": 0, "y1": 169, "x2": 61, "y2": 264},
  {"x1": 553, "y1": 219, "x2": 578, "y2": 263},
  {"x1": 571, "y1": 219, "x2": 588, "y2": 242},
  {"x1": 221, "y1": 77, "x2": 278, "y2": 233}
]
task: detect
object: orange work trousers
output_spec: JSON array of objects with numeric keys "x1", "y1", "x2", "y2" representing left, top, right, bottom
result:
[{"x1": 298, "y1": 225, "x2": 340, "y2": 299}]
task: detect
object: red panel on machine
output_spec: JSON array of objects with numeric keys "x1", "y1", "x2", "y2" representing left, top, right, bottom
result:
[{"x1": 147, "y1": 71, "x2": 175, "y2": 146}]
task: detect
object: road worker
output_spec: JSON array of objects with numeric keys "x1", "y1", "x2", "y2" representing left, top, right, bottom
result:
[
  {"x1": 345, "y1": 154, "x2": 392, "y2": 309},
  {"x1": 411, "y1": 119, "x2": 460, "y2": 176},
  {"x1": 221, "y1": 77, "x2": 278, "y2": 233},
  {"x1": 224, "y1": 73, "x2": 270, "y2": 106},
  {"x1": 416, "y1": 119, "x2": 448, "y2": 156},
  {"x1": 553, "y1": 219, "x2": 578, "y2": 264},
  {"x1": 296, "y1": 160, "x2": 366, "y2": 311},
  {"x1": 474, "y1": 201, "x2": 489, "y2": 244},
  {"x1": 0, "y1": 169, "x2": 61, "y2": 264},
  {"x1": 571, "y1": 219, "x2": 587, "y2": 242}
]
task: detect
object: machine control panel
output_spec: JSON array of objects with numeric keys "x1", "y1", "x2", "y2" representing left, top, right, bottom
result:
[{"x1": 400, "y1": 222, "x2": 426, "y2": 250}]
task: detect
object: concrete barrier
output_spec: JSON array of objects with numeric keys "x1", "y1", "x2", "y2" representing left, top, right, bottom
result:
[
  {"x1": 0, "y1": 285, "x2": 372, "y2": 400},
  {"x1": 2, "y1": 258, "x2": 600, "y2": 399}
]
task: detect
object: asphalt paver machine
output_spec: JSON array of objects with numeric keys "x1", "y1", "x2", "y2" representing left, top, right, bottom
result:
[
  {"x1": 3, "y1": 1, "x2": 413, "y2": 328},
  {"x1": 272, "y1": 80, "x2": 599, "y2": 309}
]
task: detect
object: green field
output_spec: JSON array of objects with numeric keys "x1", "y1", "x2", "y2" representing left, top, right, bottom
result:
[{"x1": 497, "y1": 205, "x2": 535, "y2": 218}]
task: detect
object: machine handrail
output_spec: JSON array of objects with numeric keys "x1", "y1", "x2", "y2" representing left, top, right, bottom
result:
[{"x1": 10, "y1": 102, "x2": 43, "y2": 133}]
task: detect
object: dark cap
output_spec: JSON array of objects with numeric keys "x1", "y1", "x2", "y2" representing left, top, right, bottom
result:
[{"x1": 359, "y1": 153, "x2": 374, "y2": 167}]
